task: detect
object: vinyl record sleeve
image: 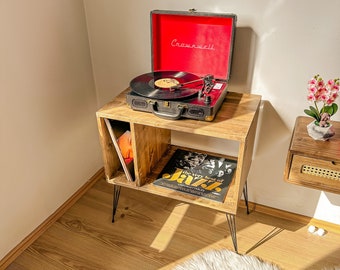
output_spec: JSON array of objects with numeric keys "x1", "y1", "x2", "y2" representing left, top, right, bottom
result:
[{"x1": 154, "y1": 149, "x2": 236, "y2": 202}]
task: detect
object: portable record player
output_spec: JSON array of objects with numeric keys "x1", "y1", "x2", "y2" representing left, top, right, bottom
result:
[{"x1": 126, "y1": 10, "x2": 237, "y2": 121}]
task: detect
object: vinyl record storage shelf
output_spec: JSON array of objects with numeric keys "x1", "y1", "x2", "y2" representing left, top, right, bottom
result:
[{"x1": 96, "y1": 88, "x2": 261, "y2": 216}]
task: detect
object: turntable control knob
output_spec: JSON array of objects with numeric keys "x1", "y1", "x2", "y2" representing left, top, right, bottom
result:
[{"x1": 204, "y1": 95, "x2": 211, "y2": 104}]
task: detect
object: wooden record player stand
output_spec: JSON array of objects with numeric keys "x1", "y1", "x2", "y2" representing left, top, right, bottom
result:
[{"x1": 96, "y1": 88, "x2": 261, "y2": 253}]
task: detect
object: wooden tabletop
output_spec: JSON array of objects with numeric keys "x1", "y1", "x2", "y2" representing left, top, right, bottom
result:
[
  {"x1": 97, "y1": 88, "x2": 262, "y2": 142},
  {"x1": 290, "y1": 116, "x2": 340, "y2": 162}
]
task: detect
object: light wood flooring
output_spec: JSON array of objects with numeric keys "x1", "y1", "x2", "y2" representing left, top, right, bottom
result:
[{"x1": 6, "y1": 178, "x2": 340, "y2": 270}]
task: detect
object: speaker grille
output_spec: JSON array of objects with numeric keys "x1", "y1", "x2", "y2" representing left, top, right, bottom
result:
[
  {"x1": 132, "y1": 99, "x2": 148, "y2": 108},
  {"x1": 188, "y1": 108, "x2": 204, "y2": 117}
]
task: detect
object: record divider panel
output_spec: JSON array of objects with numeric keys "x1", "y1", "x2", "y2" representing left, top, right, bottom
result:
[{"x1": 96, "y1": 88, "x2": 261, "y2": 253}]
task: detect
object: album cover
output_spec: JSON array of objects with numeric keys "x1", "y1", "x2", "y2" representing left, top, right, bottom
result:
[
  {"x1": 104, "y1": 119, "x2": 134, "y2": 182},
  {"x1": 154, "y1": 149, "x2": 236, "y2": 202},
  {"x1": 117, "y1": 130, "x2": 133, "y2": 164}
]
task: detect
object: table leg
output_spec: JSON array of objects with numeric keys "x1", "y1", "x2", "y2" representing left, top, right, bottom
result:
[
  {"x1": 243, "y1": 181, "x2": 250, "y2": 214},
  {"x1": 226, "y1": 182, "x2": 250, "y2": 253},
  {"x1": 226, "y1": 213, "x2": 238, "y2": 253},
  {"x1": 112, "y1": 185, "x2": 121, "y2": 223}
]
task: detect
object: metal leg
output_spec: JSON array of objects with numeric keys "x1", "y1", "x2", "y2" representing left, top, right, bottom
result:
[
  {"x1": 243, "y1": 181, "x2": 250, "y2": 215},
  {"x1": 226, "y1": 213, "x2": 238, "y2": 253},
  {"x1": 112, "y1": 185, "x2": 121, "y2": 223}
]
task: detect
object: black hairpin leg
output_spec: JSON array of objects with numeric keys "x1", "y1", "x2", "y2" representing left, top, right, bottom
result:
[
  {"x1": 243, "y1": 181, "x2": 250, "y2": 215},
  {"x1": 112, "y1": 185, "x2": 121, "y2": 223},
  {"x1": 226, "y1": 213, "x2": 238, "y2": 253}
]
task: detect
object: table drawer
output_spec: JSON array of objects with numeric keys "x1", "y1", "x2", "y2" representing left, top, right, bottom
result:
[{"x1": 288, "y1": 155, "x2": 340, "y2": 193}]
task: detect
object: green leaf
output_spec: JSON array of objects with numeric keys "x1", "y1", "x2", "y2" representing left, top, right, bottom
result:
[
  {"x1": 323, "y1": 106, "x2": 333, "y2": 115},
  {"x1": 320, "y1": 103, "x2": 338, "y2": 116},
  {"x1": 304, "y1": 109, "x2": 318, "y2": 120},
  {"x1": 309, "y1": 106, "x2": 319, "y2": 116},
  {"x1": 305, "y1": 106, "x2": 321, "y2": 121},
  {"x1": 332, "y1": 103, "x2": 338, "y2": 115}
]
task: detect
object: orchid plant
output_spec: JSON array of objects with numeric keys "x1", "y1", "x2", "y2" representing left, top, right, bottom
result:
[{"x1": 304, "y1": 74, "x2": 340, "y2": 127}]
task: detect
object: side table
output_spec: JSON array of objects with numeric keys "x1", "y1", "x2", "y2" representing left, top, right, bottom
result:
[
  {"x1": 284, "y1": 116, "x2": 340, "y2": 194},
  {"x1": 96, "y1": 89, "x2": 261, "y2": 253}
]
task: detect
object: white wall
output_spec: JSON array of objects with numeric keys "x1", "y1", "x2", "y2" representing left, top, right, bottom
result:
[
  {"x1": 84, "y1": 0, "x2": 340, "y2": 224},
  {"x1": 0, "y1": 0, "x2": 102, "y2": 260},
  {"x1": 2, "y1": 0, "x2": 339, "y2": 262}
]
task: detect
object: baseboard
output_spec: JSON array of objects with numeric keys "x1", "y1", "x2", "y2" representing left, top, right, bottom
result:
[
  {"x1": 239, "y1": 200, "x2": 340, "y2": 234},
  {"x1": 0, "y1": 167, "x2": 105, "y2": 269}
]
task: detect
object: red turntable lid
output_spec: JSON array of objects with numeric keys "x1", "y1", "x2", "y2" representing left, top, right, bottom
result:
[{"x1": 151, "y1": 10, "x2": 237, "y2": 80}]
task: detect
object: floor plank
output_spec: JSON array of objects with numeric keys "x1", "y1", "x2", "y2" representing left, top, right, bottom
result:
[{"x1": 7, "y1": 178, "x2": 340, "y2": 270}]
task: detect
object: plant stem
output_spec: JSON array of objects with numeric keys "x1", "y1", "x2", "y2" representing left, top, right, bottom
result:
[{"x1": 314, "y1": 101, "x2": 321, "y2": 121}]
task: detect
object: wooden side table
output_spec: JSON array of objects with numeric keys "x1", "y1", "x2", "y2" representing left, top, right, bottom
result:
[
  {"x1": 284, "y1": 116, "x2": 340, "y2": 194},
  {"x1": 96, "y1": 89, "x2": 261, "y2": 252}
]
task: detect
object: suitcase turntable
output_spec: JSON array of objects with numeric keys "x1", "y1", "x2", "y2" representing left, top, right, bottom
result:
[{"x1": 126, "y1": 10, "x2": 237, "y2": 121}]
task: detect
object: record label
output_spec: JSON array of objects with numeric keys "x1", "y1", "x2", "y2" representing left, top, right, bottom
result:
[
  {"x1": 130, "y1": 71, "x2": 202, "y2": 100},
  {"x1": 154, "y1": 78, "x2": 180, "y2": 88}
]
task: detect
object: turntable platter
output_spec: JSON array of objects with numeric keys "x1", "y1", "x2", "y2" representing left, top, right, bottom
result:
[{"x1": 130, "y1": 71, "x2": 203, "y2": 100}]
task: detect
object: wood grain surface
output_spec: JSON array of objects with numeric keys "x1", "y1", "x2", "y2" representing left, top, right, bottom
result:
[{"x1": 7, "y1": 178, "x2": 340, "y2": 270}]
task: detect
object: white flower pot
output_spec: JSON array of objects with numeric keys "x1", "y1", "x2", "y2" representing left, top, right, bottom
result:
[{"x1": 307, "y1": 121, "x2": 335, "y2": 141}]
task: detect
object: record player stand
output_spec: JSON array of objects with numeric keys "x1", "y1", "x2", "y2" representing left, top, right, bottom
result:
[{"x1": 96, "y1": 89, "x2": 261, "y2": 254}]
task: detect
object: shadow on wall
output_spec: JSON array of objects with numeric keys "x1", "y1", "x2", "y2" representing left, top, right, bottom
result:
[
  {"x1": 228, "y1": 27, "x2": 257, "y2": 94},
  {"x1": 255, "y1": 100, "x2": 291, "y2": 157},
  {"x1": 228, "y1": 26, "x2": 291, "y2": 153},
  {"x1": 313, "y1": 191, "x2": 340, "y2": 223},
  {"x1": 246, "y1": 100, "x2": 304, "y2": 210},
  {"x1": 325, "y1": 192, "x2": 340, "y2": 208}
]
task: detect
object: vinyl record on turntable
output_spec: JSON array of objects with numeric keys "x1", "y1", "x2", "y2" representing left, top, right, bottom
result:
[{"x1": 130, "y1": 71, "x2": 203, "y2": 100}]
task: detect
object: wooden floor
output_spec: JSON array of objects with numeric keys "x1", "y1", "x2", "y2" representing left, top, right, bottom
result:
[{"x1": 6, "y1": 178, "x2": 340, "y2": 270}]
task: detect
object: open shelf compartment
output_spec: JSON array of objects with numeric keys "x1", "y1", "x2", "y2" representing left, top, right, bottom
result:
[{"x1": 99, "y1": 117, "x2": 240, "y2": 212}]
